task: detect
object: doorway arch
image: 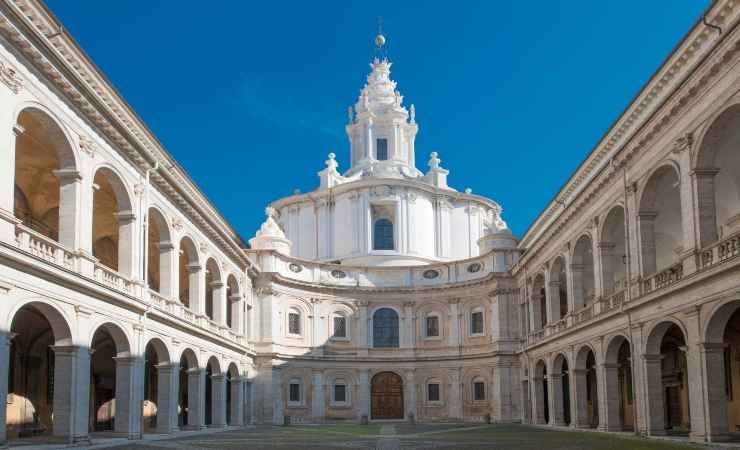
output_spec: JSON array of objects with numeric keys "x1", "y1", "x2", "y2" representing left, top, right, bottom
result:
[{"x1": 371, "y1": 372, "x2": 403, "y2": 419}]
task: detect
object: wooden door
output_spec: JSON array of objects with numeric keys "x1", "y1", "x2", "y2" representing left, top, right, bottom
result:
[{"x1": 371, "y1": 372, "x2": 404, "y2": 419}]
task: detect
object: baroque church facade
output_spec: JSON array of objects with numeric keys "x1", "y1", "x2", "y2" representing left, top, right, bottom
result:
[{"x1": 1, "y1": 0, "x2": 740, "y2": 445}]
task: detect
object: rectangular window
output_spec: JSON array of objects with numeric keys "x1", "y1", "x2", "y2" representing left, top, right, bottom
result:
[
  {"x1": 428, "y1": 383, "x2": 440, "y2": 402},
  {"x1": 471, "y1": 311, "x2": 484, "y2": 334},
  {"x1": 288, "y1": 312, "x2": 300, "y2": 335},
  {"x1": 334, "y1": 384, "x2": 346, "y2": 403},
  {"x1": 426, "y1": 316, "x2": 439, "y2": 337},
  {"x1": 289, "y1": 383, "x2": 301, "y2": 403},
  {"x1": 333, "y1": 316, "x2": 347, "y2": 338},
  {"x1": 376, "y1": 138, "x2": 388, "y2": 160},
  {"x1": 474, "y1": 381, "x2": 485, "y2": 401}
]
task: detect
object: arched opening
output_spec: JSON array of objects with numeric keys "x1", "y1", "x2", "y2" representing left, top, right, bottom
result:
[
  {"x1": 550, "y1": 257, "x2": 569, "y2": 321},
  {"x1": 573, "y1": 346, "x2": 599, "y2": 428},
  {"x1": 7, "y1": 302, "x2": 72, "y2": 440},
  {"x1": 601, "y1": 206, "x2": 627, "y2": 296},
  {"x1": 371, "y1": 372, "x2": 403, "y2": 419},
  {"x1": 204, "y1": 259, "x2": 221, "y2": 322},
  {"x1": 13, "y1": 108, "x2": 77, "y2": 246},
  {"x1": 226, "y1": 275, "x2": 239, "y2": 331},
  {"x1": 552, "y1": 354, "x2": 570, "y2": 426},
  {"x1": 89, "y1": 324, "x2": 131, "y2": 433},
  {"x1": 572, "y1": 235, "x2": 595, "y2": 311},
  {"x1": 178, "y1": 237, "x2": 199, "y2": 309},
  {"x1": 645, "y1": 322, "x2": 690, "y2": 436},
  {"x1": 703, "y1": 300, "x2": 740, "y2": 441},
  {"x1": 532, "y1": 274, "x2": 547, "y2": 330},
  {"x1": 178, "y1": 349, "x2": 199, "y2": 429},
  {"x1": 146, "y1": 208, "x2": 172, "y2": 295},
  {"x1": 694, "y1": 105, "x2": 740, "y2": 247},
  {"x1": 92, "y1": 168, "x2": 134, "y2": 276},
  {"x1": 142, "y1": 338, "x2": 170, "y2": 434},
  {"x1": 533, "y1": 360, "x2": 548, "y2": 424},
  {"x1": 638, "y1": 166, "x2": 683, "y2": 276},
  {"x1": 604, "y1": 335, "x2": 634, "y2": 431},
  {"x1": 226, "y1": 363, "x2": 240, "y2": 426},
  {"x1": 373, "y1": 308, "x2": 399, "y2": 348}
]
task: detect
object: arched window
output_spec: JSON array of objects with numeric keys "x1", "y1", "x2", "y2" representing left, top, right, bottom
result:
[
  {"x1": 373, "y1": 218, "x2": 394, "y2": 250},
  {"x1": 373, "y1": 308, "x2": 399, "y2": 348}
]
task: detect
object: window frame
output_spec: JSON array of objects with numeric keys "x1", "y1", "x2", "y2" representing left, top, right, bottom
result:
[
  {"x1": 372, "y1": 307, "x2": 400, "y2": 348},
  {"x1": 330, "y1": 380, "x2": 351, "y2": 407},
  {"x1": 373, "y1": 217, "x2": 395, "y2": 251},
  {"x1": 288, "y1": 378, "x2": 303, "y2": 407},
  {"x1": 470, "y1": 308, "x2": 485, "y2": 336},
  {"x1": 424, "y1": 313, "x2": 442, "y2": 340},
  {"x1": 426, "y1": 381, "x2": 442, "y2": 405},
  {"x1": 376, "y1": 137, "x2": 389, "y2": 161},
  {"x1": 472, "y1": 379, "x2": 486, "y2": 402},
  {"x1": 287, "y1": 308, "x2": 302, "y2": 337},
  {"x1": 331, "y1": 312, "x2": 350, "y2": 341}
]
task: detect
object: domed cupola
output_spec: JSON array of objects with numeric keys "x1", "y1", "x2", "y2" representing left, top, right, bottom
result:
[{"x1": 344, "y1": 34, "x2": 420, "y2": 180}]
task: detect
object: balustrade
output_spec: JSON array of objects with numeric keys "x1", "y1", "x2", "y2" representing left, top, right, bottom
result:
[{"x1": 699, "y1": 233, "x2": 740, "y2": 270}]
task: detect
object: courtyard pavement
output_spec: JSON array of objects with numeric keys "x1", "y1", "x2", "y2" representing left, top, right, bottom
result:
[{"x1": 87, "y1": 423, "x2": 732, "y2": 450}]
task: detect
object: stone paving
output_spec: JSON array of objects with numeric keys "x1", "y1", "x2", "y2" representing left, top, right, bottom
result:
[{"x1": 90, "y1": 423, "x2": 722, "y2": 450}]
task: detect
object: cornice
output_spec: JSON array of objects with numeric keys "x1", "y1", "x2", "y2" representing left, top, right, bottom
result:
[
  {"x1": 518, "y1": 1, "x2": 739, "y2": 259},
  {"x1": 516, "y1": 0, "x2": 740, "y2": 270},
  {"x1": 0, "y1": 0, "x2": 252, "y2": 270}
]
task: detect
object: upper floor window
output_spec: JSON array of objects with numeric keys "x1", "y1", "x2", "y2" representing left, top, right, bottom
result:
[
  {"x1": 333, "y1": 315, "x2": 347, "y2": 338},
  {"x1": 471, "y1": 310, "x2": 484, "y2": 335},
  {"x1": 473, "y1": 380, "x2": 486, "y2": 401},
  {"x1": 373, "y1": 218, "x2": 394, "y2": 250},
  {"x1": 376, "y1": 138, "x2": 388, "y2": 160},
  {"x1": 426, "y1": 315, "x2": 440, "y2": 338},
  {"x1": 288, "y1": 311, "x2": 301, "y2": 335},
  {"x1": 373, "y1": 308, "x2": 399, "y2": 348}
]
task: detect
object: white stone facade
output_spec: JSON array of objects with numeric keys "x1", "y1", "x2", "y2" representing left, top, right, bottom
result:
[{"x1": 1, "y1": 0, "x2": 740, "y2": 446}]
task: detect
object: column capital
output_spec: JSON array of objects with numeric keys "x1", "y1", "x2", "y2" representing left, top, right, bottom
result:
[
  {"x1": 114, "y1": 211, "x2": 137, "y2": 225},
  {"x1": 52, "y1": 168, "x2": 82, "y2": 182},
  {"x1": 690, "y1": 168, "x2": 720, "y2": 178},
  {"x1": 187, "y1": 263, "x2": 202, "y2": 273},
  {"x1": 211, "y1": 374, "x2": 226, "y2": 381},
  {"x1": 210, "y1": 280, "x2": 225, "y2": 289},
  {"x1": 700, "y1": 342, "x2": 727, "y2": 353}
]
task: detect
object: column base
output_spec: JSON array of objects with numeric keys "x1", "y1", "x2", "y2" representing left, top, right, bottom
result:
[
  {"x1": 551, "y1": 420, "x2": 567, "y2": 427},
  {"x1": 688, "y1": 431, "x2": 707, "y2": 443},
  {"x1": 71, "y1": 434, "x2": 92, "y2": 446}
]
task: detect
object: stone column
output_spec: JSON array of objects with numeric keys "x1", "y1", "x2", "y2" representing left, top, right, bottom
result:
[
  {"x1": 598, "y1": 242, "x2": 616, "y2": 295},
  {"x1": 601, "y1": 363, "x2": 620, "y2": 431},
  {"x1": 187, "y1": 263, "x2": 204, "y2": 315},
  {"x1": 229, "y1": 295, "x2": 241, "y2": 332},
  {"x1": 548, "y1": 281, "x2": 562, "y2": 323},
  {"x1": 358, "y1": 301, "x2": 368, "y2": 353},
  {"x1": 53, "y1": 169, "x2": 82, "y2": 250},
  {"x1": 211, "y1": 374, "x2": 227, "y2": 428},
  {"x1": 399, "y1": 302, "x2": 416, "y2": 348},
  {"x1": 571, "y1": 369, "x2": 589, "y2": 428},
  {"x1": 491, "y1": 362, "x2": 518, "y2": 422},
  {"x1": 570, "y1": 264, "x2": 584, "y2": 310},
  {"x1": 211, "y1": 280, "x2": 226, "y2": 325},
  {"x1": 684, "y1": 309, "x2": 708, "y2": 442},
  {"x1": 52, "y1": 346, "x2": 91, "y2": 443},
  {"x1": 637, "y1": 213, "x2": 657, "y2": 276},
  {"x1": 448, "y1": 298, "x2": 461, "y2": 347},
  {"x1": 359, "y1": 369, "x2": 370, "y2": 421},
  {"x1": 115, "y1": 211, "x2": 138, "y2": 279},
  {"x1": 185, "y1": 368, "x2": 205, "y2": 429},
  {"x1": 532, "y1": 374, "x2": 546, "y2": 425},
  {"x1": 114, "y1": 356, "x2": 144, "y2": 439},
  {"x1": 549, "y1": 373, "x2": 566, "y2": 426},
  {"x1": 642, "y1": 354, "x2": 665, "y2": 435},
  {"x1": 272, "y1": 367, "x2": 284, "y2": 425},
  {"x1": 448, "y1": 368, "x2": 462, "y2": 420},
  {"x1": 701, "y1": 343, "x2": 729, "y2": 442},
  {"x1": 592, "y1": 233, "x2": 604, "y2": 301},
  {"x1": 0, "y1": 333, "x2": 10, "y2": 446},
  {"x1": 405, "y1": 370, "x2": 417, "y2": 422},
  {"x1": 312, "y1": 370, "x2": 325, "y2": 423},
  {"x1": 158, "y1": 241, "x2": 176, "y2": 298},
  {"x1": 677, "y1": 147, "x2": 698, "y2": 275},
  {"x1": 155, "y1": 363, "x2": 178, "y2": 433},
  {"x1": 230, "y1": 376, "x2": 245, "y2": 426},
  {"x1": 0, "y1": 111, "x2": 19, "y2": 234},
  {"x1": 692, "y1": 169, "x2": 719, "y2": 249}
]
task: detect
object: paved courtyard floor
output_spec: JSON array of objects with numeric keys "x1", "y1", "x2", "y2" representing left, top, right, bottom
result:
[{"x1": 100, "y1": 423, "x2": 722, "y2": 450}]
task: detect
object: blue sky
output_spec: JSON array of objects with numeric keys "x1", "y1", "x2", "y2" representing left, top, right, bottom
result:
[{"x1": 46, "y1": 1, "x2": 709, "y2": 240}]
